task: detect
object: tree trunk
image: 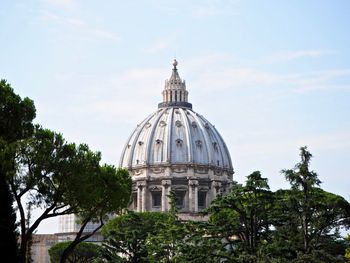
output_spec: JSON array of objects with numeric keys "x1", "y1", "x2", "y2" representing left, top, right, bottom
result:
[{"x1": 0, "y1": 167, "x2": 19, "y2": 262}]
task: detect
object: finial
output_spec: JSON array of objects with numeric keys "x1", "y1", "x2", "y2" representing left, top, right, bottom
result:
[{"x1": 172, "y1": 59, "x2": 178, "y2": 69}]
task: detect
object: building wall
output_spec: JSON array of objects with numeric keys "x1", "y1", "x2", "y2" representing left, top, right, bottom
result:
[{"x1": 31, "y1": 234, "x2": 58, "y2": 263}]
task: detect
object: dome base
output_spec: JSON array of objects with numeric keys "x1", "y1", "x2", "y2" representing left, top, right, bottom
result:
[{"x1": 158, "y1": 101, "x2": 192, "y2": 109}]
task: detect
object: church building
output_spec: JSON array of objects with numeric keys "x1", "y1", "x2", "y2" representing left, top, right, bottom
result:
[{"x1": 119, "y1": 60, "x2": 234, "y2": 217}]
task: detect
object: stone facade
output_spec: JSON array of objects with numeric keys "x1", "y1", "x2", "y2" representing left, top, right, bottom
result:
[{"x1": 31, "y1": 234, "x2": 58, "y2": 263}]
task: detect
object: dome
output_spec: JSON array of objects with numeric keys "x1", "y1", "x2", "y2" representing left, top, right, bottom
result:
[
  {"x1": 119, "y1": 107, "x2": 233, "y2": 173},
  {"x1": 119, "y1": 60, "x2": 234, "y2": 215}
]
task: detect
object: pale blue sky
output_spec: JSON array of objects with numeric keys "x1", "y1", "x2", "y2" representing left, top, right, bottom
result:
[{"x1": 1, "y1": 0, "x2": 350, "y2": 233}]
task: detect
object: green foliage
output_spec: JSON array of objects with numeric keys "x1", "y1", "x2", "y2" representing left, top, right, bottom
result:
[
  {"x1": 59, "y1": 167, "x2": 132, "y2": 263},
  {"x1": 0, "y1": 79, "x2": 36, "y2": 262},
  {"x1": 345, "y1": 235, "x2": 350, "y2": 262},
  {"x1": 101, "y1": 211, "x2": 172, "y2": 262},
  {"x1": 9, "y1": 126, "x2": 132, "y2": 263},
  {"x1": 97, "y1": 159, "x2": 349, "y2": 262},
  {"x1": 257, "y1": 147, "x2": 350, "y2": 262},
  {"x1": 207, "y1": 171, "x2": 274, "y2": 256},
  {"x1": 0, "y1": 79, "x2": 36, "y2": 143},
  {"x1": 49, "y1": 241, "x2": 101, "y2": 263}
]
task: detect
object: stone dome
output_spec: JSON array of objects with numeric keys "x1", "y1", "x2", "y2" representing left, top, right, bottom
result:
[
  {"x1": 119, "y1": 60, "x2": 234, "y2": 215},
  {"x1": 119, "y1": 107, "x2": 233, "y2": 173}
]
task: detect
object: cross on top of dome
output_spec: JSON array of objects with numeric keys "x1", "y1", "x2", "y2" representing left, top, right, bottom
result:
[
  {"x1": 169, "y1": 59, "x2": 182, "y2": 83},
  {"x1": 173, "y1": 59, "x2": 178, "y2": 69}
]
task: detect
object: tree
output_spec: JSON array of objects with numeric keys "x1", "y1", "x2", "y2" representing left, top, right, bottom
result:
[
  {"x1": 60, "y1": 167, "x2": 132, "y2": 263},
  {"x1": 345, "y1": 235, "x2": 350, "y2": 262},
  {"x1": 266, "y1": 146, "x2": 350, "y2": 262},
  {"x1": 101, "y1": 211, "x2": 173, "y2": 263},
  {"x1": 8, "y1": 126, "x2": 131, "y2": 263},
  {"x1": 173, "y1": 220, "x2": 231, "y2": 263},
  {"x1": 145, "y1": 191, "x2": 189, "y2": 262},
  {"x1": 282, "y1": 146, "x2": 321, "y2": 253},
  {"x1": 49, "y1": 241, "x2": 101, "y2": 263},
  {"x1": 207, "y1": 171, "x2": 274, "y2": 260},
  {"x1": 0, "y1": 79, "x2": 36, "y2": 262}
]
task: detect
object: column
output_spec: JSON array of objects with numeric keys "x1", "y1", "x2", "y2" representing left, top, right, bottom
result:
[
  {"x1": 211, "y1": 181, "x2": 222, "y2": 201},
  {"x1": 142, "y1": 182, "x2": 147, "y2": 212},
  {"x1": 137, "y1": 183, "x2": 142, "y2": 212},
  {"x1": 161, "y1": 180, "x2": 171, "y2": 211},
  {"x1": 137, "y1": 181, "x2": 147, "y2": 212},
  {"x1": 167, "y1": 90, "x2": 170, "y2": 102},
  {"x1": 194, "y1": 183, "x2": 198, "y2": 213},
  {"x1": 188, "y1": 180, "x2": 198, "y2": 212}
]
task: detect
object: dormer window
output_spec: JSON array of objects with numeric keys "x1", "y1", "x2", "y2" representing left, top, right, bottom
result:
[
  {"x1": 138, "y1": 141, "x2": 144, "y2": 146},
  {"x1": 176, "y1": 139, "x2": 183, "y2": 146},
  {"x1": 191, "y1": 121, "x2": 197, "y2": 128},
  {"x1": 155, "y1": 139, "x2": 163, "y2": 145},
  {"x1": 195, "y1": 140, "x2": 202, "y2": 148}
]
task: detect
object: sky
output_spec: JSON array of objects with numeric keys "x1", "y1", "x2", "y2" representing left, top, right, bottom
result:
[{"x1": 1, "y1": 0, "x2": 350, "y2": 234}]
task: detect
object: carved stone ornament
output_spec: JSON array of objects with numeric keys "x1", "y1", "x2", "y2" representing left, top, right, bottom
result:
[
  {"x1": 159, "y1": 120, "x2": 167, "y2": 127},
  {"x1": 134, "y1": 169, "x2": 143, "y2": 175},
  {"x1": 195, "y1": 167, "x2": 208, "y2": 174},
  {"x1": 172, "y1": 167, "x2": 187, "y2": 173},
  {"x1": 215, "y1": 169, "x2": 222, "y2": 176},
  {"x1": 188, "y1": 180, "x2": 199, "y2": 187},
  {"x1": 198, "y1": 186, "x2": 209, "y2": 191},
  {"x1": 175, "y1": 120, "x2": 182, "y2": 127},
  {"x1": 151, "y1": 167, "x2": 164, "y2": 174},
  {"x1": 150, "y1": 186, "x2": 161, "y2": 192},
  {"x1": 136, "y1": 181, "x2": 146, "y2": 187},
  {"x1": 161, "y1": 180, "x2": 171, "y2": 186},
  {"x1": 172, "y1": 185, "x2": 187, "y2": 191}
]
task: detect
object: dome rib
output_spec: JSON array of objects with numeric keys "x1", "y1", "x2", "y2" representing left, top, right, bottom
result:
[
  {"x1": 199, "y1": 114, "x2": 233, "y2": 170},
  {"x1": 127, "y1": 113, "x2": 155, "y2": 168},
  {"x1": 201, "y1": 115, "x2": 226, "y2": 168},
  {"x1": 166, "y1": 108, "x2": 174, "y2": 163},
  {"x1": 192, "y1": 112, "x2": 213, "y2": 165},
  {"x1": 145, "y1": 110, "x2": 164, "y2": 165},
  {"x1": 179, "y1": 108, "x2": 193, "y2": 163},
  {"x1": 119, "y1": 127, "x2": 137, "y2": 168}
]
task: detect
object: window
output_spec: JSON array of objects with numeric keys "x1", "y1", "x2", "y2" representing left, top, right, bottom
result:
[
  {"x1": 198, "y1": 191, "x2": 206, "y2": 208},
  {"x1": 152, "y1": 192, "x2": 161, "y2": 207},
  {"x1": 176, "y1": 138, "x2": 183, "y2": 146},
  {"x1": 175, "y1": 191, "x2": 185, "y2": 208},
  {"x1": 133, "y1": 193, "x2": 137, "y2": 209}
]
